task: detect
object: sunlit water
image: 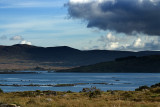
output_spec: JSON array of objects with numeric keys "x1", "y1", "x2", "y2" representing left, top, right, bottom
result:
[{"x1": 0, "y1": 72, "x2": 160, "y2": 92}]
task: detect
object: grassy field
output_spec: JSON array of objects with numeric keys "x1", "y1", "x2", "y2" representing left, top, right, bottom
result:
[{"x1": 1, "y1": 85, "x2": 160, "y2": 107}]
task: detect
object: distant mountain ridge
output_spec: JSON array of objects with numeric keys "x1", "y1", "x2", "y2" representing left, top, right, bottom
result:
[{"x1": 1, "y1": 44, "x2": 160, "y2": 67}]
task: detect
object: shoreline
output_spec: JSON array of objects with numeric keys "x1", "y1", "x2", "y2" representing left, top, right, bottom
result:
[
  {"x1": 2, "y1": 70, "x2": 160, "y2": 74},
  {"x1": 0, "y1": 82, "x2": 115, "y2": 87},
  {"x1": 0, "y1": 72, "x2": 37, "y2": 74}
]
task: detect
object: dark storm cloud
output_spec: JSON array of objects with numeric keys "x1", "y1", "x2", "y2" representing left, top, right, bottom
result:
[{"x1": 67, "y1": 0, "x2": 160, "y2": 36}]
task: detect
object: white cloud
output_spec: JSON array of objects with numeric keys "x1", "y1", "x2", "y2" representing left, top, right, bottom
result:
[
  {"x1": 109, "y1": 42, "x2": 119, "y2": 49},
  {"x1": 70, "y1": 0, "x2": 91, "y2": 3},
  {"x1": 106, "y1": 33, "x2": 116, "y2": 41},
  {"x1": 86, "y1": 32, "x2": 160, "y2": 51},
  {"x1": 133, "y1": 38, "x2": 141, "y2": 47},
  {"x1": 8, "y1": 35, "x2": 32, "y2": 45},
  {"x1": 98, "y1": 33, "x2": 122, "y2": 50},
  {"x1": 10, "y1": 35, "x2": 23, "y2": 40},
  {"x1": 20, "y1": 40, "x2": 32, "y2": 45},
  {"x1": 69, "y1": 0, "x2": 114, "y2": 4}
]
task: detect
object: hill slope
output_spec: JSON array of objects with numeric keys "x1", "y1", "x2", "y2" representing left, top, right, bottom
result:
[
  {"x1": 57, "y1": 55, "x2": 160, "y2": 73},
  {"x1": 1, "y1": 44, "x2": 160, "y2": 71}
]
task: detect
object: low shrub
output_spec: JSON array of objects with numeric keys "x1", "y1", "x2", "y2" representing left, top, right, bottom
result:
[
  {"x1": 135, "y1": 85, "x2": 150, "y2": 91},
  {"x1": 43, "y1": 90, "x2": 57, "y2": 96},
  {"x1": 0, "y1": 88, "x2": 3, "y2": 93},
  {"x1": 151, "y1": 83, "x2": 160, "y2": 88},
  {"x1": 36, "y1": 90, "x2": 41, "y2": 93},
  {"x1": 66, "y1": 90, "x2": 73, "y2": 93},
  {"x1": 121, "y1": 92, "x2": 134, "y2": 98},
  {"x1": 82, "y1": 87, "x2": 102, "y2": 98}
]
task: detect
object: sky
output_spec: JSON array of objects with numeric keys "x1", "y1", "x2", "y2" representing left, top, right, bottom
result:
[{"x1": 0, "y1": 0, "x2": 160, "y2": 51}]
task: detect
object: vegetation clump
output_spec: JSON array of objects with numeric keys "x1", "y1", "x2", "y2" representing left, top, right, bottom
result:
[
  {"x1": 66, "y1": 90, "x2": 73, "y2": 93},
  {"x1": 54, "y1": 84, "x2": 75, "y2": 87},
  {"x1": 135, "y1": 85, "x2": 150, "y2": 91},
  {"x1": 135, "y1": 83, "x2": 160, "y2": 91},
  {"x1": 81, "y1": 87, "x2": 102, "y2": 98},
  {"x1": 0, "y1": 88, "x2": 3, "y2": 93},
  {"x1": 151, "y1": 83, "x2": 160, "y2": 88}
]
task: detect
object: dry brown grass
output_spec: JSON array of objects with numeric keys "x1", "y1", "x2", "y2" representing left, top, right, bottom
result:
[{"x1": 0, "y1": 89, "x2": 160, "y2": 107}]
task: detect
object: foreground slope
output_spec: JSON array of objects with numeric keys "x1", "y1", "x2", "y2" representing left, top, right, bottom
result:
[{"x1": 1, "y1": 83, "x2": 160, "y2": 107}]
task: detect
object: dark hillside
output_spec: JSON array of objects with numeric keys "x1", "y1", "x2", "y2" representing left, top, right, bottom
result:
[{"x1": 57, "y1": 55, "x2": 160, "y2": 73}]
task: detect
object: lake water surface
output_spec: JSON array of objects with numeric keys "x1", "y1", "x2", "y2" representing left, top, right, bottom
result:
[{"x1": 0, "y1": 72, "x2": 160, "y2": 92}]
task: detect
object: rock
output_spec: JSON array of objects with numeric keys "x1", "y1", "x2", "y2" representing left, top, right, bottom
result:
[
  {"x1": 8, "y1": 104, "x2": 20, "y2": 107},
  {"x1": 61, "y1": 94, "x2": 67, "y2": 97},
  {"x1": 0, "y1": 104, "x2": 8, "y2": 107},
  {"x1": 0, "y1": 104, "x2": 20, "y2": 107},
  {"x1": 46, "y1": 98, "x2": 52, "y2": 102},
  {"x1": 40, "y1": 93, "x2": 44, "y2": 95}
]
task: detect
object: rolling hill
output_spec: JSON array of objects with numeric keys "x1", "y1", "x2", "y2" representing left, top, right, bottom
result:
[{"x1": 0, "y1": 44, "x2": 160, "y2": 71}]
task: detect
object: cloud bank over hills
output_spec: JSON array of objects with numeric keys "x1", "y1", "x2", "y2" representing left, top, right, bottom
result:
[{"x1": 96, "y1": 33, "x2": 160, "y2": 51}]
